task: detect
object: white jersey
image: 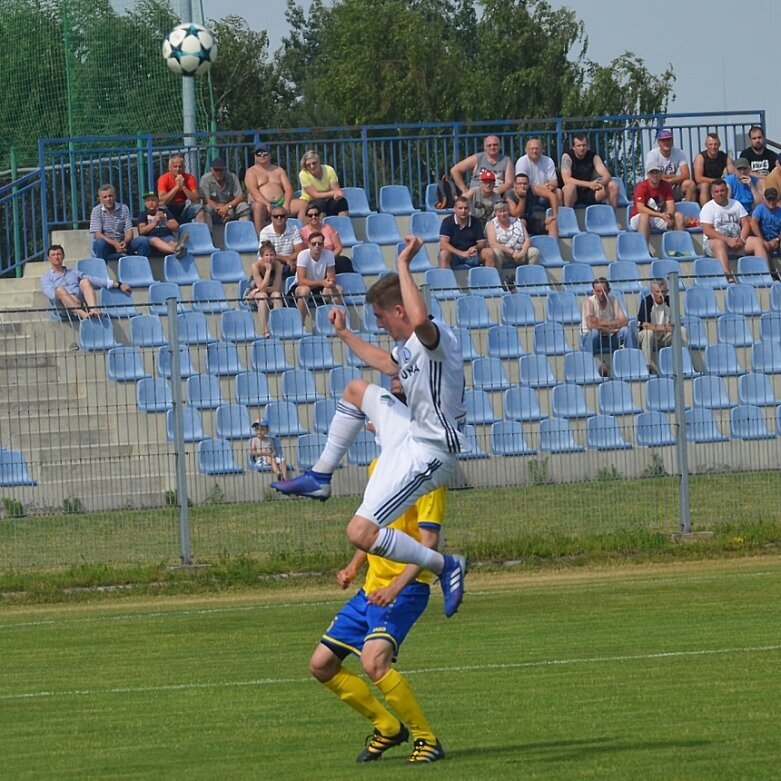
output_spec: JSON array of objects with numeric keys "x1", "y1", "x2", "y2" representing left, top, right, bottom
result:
[{"x1": 392, "y1": 318, "x2": 466, "y2": 454}]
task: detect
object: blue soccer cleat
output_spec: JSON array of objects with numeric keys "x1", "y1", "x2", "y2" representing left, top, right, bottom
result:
[
  {"x1": 270, "y1": 470, "x2": 331, "y2": 501},
  {"x1": 439, "y1": 554, "x2": 467, "y2": 617}
]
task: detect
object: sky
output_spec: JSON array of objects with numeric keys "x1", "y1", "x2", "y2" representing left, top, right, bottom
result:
[{"x1": 198, "y1": 0, "x2": 779, "y2": 146}]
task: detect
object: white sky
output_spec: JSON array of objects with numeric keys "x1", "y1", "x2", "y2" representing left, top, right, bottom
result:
[{"x1": 199, "y1": 0, "x2": 779, "y2": 142}]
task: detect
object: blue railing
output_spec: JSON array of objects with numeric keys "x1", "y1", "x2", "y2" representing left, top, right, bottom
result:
[{"x1": 0, "y1": 169, "x2": 45, "y2": 277}]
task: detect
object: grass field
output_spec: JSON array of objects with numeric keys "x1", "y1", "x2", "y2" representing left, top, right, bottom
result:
[{"x1": 2, "y1": 557, "x2": 779, "y2": 780}]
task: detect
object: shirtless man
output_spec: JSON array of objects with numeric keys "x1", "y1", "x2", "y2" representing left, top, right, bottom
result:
[{"x1": 244, "y1": 142, "x2": 305, "y2": 233}]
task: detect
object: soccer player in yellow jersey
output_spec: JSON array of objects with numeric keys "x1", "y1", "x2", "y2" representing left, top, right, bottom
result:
[{"x1": 309, "y1": 401, "x2": 447, "y2": 764}]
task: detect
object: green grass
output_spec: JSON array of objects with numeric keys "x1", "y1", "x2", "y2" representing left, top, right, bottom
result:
[{"x1": 1, "y1": 558, "x2": 779, "y2": 780}]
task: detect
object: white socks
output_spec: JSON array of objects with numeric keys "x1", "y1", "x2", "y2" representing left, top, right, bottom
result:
[
  {"x1": 370, "y1": 527, "x2": 444, "y2": 574},
  {"x1": 313, "y1": 401, "x2": 366, "y2": 473}
]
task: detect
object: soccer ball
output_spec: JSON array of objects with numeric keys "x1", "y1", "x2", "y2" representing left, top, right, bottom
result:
[{"x1": 162, "y1": 23, "x2": 218, "y2": 77}]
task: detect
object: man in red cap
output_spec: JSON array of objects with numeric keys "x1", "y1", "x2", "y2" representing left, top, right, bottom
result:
[{"x1": 463, "y1": 169, "x2": 503, "y2": 226}]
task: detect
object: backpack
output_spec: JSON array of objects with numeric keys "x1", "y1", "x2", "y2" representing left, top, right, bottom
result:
[{"x1": 435, "y1": 174, "x2": 456, "y2": 210}]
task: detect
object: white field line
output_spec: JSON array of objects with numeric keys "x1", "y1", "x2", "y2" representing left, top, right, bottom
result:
[{"x1": 2, "y1": 644, "x2": 779, "y2": 702}]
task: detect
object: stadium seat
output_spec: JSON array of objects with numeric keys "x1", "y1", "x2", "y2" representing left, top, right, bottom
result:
[
  {"x1": 396, "y1": 241, "x2": 435, "y2": 272},
  {"x1": 584, "y1": 204, "x2": 620, "y2": 236},
  {"x1": 335, "y1": 273, "x2": 366, "y2": 306},
  {"x1": 350, "y1": 242, "x2": 387, "y2": 275},
  {"x1": 264, "y1": 401, "x2": 308, "y2": 436},
  {"x1": 223, "y1": 221, "x2": 258, "y2": 253},
  {"x1": 468, "y1": 266, "x2": 504, "y2": 297},
  {"x1": 346, "y1": 335, "x2": 378, "y2": 367},
  {"x1": 658, "y1": 345, "x2": 698, "y2": 378},
  {"x1": 198, "y1": 438, "x2": 243, "y2": 475},
  {"x1": 504, "y1": 386, "x2": 544, "y2": 422},
  {"x1": 130, "y1": 314, "x2": 168, "y2": 348},
  {"x1": 759, "y1": 312, "x2": 781, "y2": 343},
  {"x1": 679, "y1": 317, "x2": 709, "y2": 350},
  {"x1": 192, "y1": 279, "x2": 231, "y2": 314},
  {"x1": 552, "y1": 383, "x2": 593, "y2": 418},
  {"x1": 561, "y1": 263, "x2": 595, "y2": 295},
  {"x1": 458, "y1": 425, "x2": 489, "y2": 460},
  {"x1": 177, "y1": 311, "x2": 216, "y2": 345},
  {"x1": 693, "y1": 375, "x2": 732, "y2": 409},
  {"x1": 324, "y1": 215, "x2": 359, "y2": 247},
  {"x1": 313, "y1": 399, "x2": 338, "y2": 434},
  {"x1": 206, "y1": 340, "x2": 245, "y2": 376},
  {"x1": 650, "y1": 259, "x2": 685, "y2": 290},
  {"x1": 500, "y1": 292, "x2": 540, "y2": 326},
  {"x1": 662, "y1": 230, "x2": 703, "y2": 260},
  {"x1": 342, "y1": 187, "x2": 375, "y2": 217},
  {"x1": 379, "y1": 185, "x2": 418, "y2": 216},
  {"x1": 684, "y1": 407, "x2": 727, "y2": 443},
  {"x1": 464, "y1": 389, "x2": 499, "y2": 425},
  {"x1": 554, "y1": 206, "x2": 580, "y2": 238},
  {"x1": 76, "y1": 257, "x2": 110, "y2": 281},
  {"x1": 106, "y1": 346, "x2": 149, "y2": 382},
  {"x1": 425, "y1": 268, "x2": 460, "y2": 300},
  {"x1": 328, "y1": 367, "x2": 362, "y2": 398},
  {"x1": 730, "y1": 404, "x2": 775, "y2": 440},
  {"x1": 738, "y1": 372, "x2": 777, "y2": 406},
  {"x1": 424, "y1": 183, "x2": 453, "y2": 214},
  {"x1": 180, "y1": 222, "x2": 218, "y2": 255},
  {"x1": 210, "y1": 250, "x2": 246, "y2": 282},
  {"x1": 298, "y1": 335, "x2": 337, "y2": 370},
  {"x1": 314, "y1": 304, "x2": 347, "y2": 336},
  {"x1": 491, "y1": 420, "x2": 535, "y2": 456},
  {"x1": 215, "y1": 403, "x2": 251, "y2": 440},
  {"x1": 251, "y1": 338, "x2": 291, "y2": 373},
  {"x1": 519, "y1": 355, "x2": 557, "y2": 388},
  {"x1": 773, "y1": 283, "x2": 781, "y2": 312},
  {"x1": 515, "y1": 264, "x2": 553, "y2": 295},
  {"x1": 563, "y1": 350, "x2": 604, "y2": 385},
  {"x1": 539, "y1": 416, "x2": 584, "y2": 453},
  {"x1": 454, "y1": 328, "x2": 481, "y2": 361},
  {"x1": 587, "y1": 414, "x2": 631, "y2": 450},
  {"x1": 166, "y1": 407, "x2": 204, "y2": 443},
  {"x1": 78, "y1": 316, "x2": 119, "y2": 351},
  {"x1": 0, "y1": 448, "x2": 37, "y2": 487},
  {"x1": 99, "y1": 287, "x2": 138, "y2": 318},
  {"x1": 673, "y1": 201, "x2": 702, "y2": 232},
  {"x1": 186, "y1": 374, "x2": 225, "y2": 410},
  {"x1": 612, "y1": 348, "x2": 650, "y2": 382},
  {"x1": 572, "y1": 232, "x2": 609, "y2": 265},
  {"x1": 752, "y1": 341, "x2": 781, "y2": 374},
  {"x1": 361, "y1": 306, "x2": 382, "y2": 336},
  {"x1": 471, "y1": 357, "x2": 511, "y2": 391},
  {"x1": 645, "y1": 376, "x2": 676, "y2": 412},
  {"x1": 164, "y1": 253, "x2": 201, "y2": 285},
  {"x1": 147, "y1": 282, "x2": 185, "y2": 316},
  {"x1": 118, "y1": 255, "x2": 155, "y2": 287},
  {"x1": 487, "y1": 325, "x2": 526, "y2": 359},
  {"x1": 282, "y1": 369, "x2": 318, "y2": 403},
  {"x1": 156, "y1": 346, "x2": 197, "y2": 379},
  {"x1": 533, "y1": 322, "x2": 571, "y2": 356},
  {"x1": 136, "y1": 378, "x2": 173, "y2": 412},
  {"x1": 617, "y1": 231, "x2": 654, "y2": 264},
  {"x1": 598, "y1": 379, "x2": 641, "y2": 415},
  {"x1": 410, "y1": 211, "x2": 442, "y2": 243},
  {"x1": 685, "y1": 287, "x2": 720, "y2": 319},
  {"x1": 457, "y1": 295, "x2": 495, "y2": 329},
  {"x1": 737, "y1": 256, "x2": 774, "y2": 287},
  {"x1": 717, "y1": 314, "x2": 753, "y2": 347},
  {"x1": 529, "y1": 235, "x2": 565, "y2": 267},
  {"x1": 725, "y1": 284, "x2": 761, "y2": 316},
  {"x1": 612, "y1": 177, "x2": 630, "y2": 207},
  {"x1": 234, "y1": 371, "x2": 272, "y2": 407},
  {"x1": 221, "y1": 310, "x2": 257, "y2": 343},
  {"x1": 347, "y1": 430, "x2": 380, "y2": 466},
  {"x1": 296, "y1": 434, "x2": 328, "y2": 471},
  {"x1": 704, "y1": 344, "x2": 743, "y2": 376},
  {"x1": 607, "y1": 261, "x2": 643, "y2": 294},
  {"x1": 365, "y1": 213, "x2": 403, "y2": 245},
  {"x1": 546, "y1": 291, "x2": 581, "y2": 325},
  {"x1": 693, "y1": 258, "x2": 729, "y2": 289},
  {"x1": 268, "y1": 307, "x2": 306, "y2": 340},
  {"x1": 635, "y1": 411, "x2": 676, "y2": 447}
]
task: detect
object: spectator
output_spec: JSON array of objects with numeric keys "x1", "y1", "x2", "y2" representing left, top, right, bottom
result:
[
  {"x1": 636, "y1": 279, "x2": 685, "y2": 375},
  {"x1": 560, "y1": 133, "x2": 619, "y2": 208},
  {"x1": 484, "y1": 201, "x2": 540, "y2": 268},
  {"x1": 298, "y1": 150, "x2": 349, "y2": 219},
  {"x1": 762, "y1": 154, "x2": 781, "y2": 194},
  {"x1": 244, "y1": 142, "x2": 305, "y2": 233},
  {"x1": 294, "y1": 231, "x2": 344, "y2": 324},
  {"x1": 725, "y1": 159, "x2": 762, "y2": 215},
  {"x1": 693, "y1": 133, "x2": 734, "y2": 206},
  {"x1": 750, "y1": 187, "x2": 781, "y2": 278},
  {"x1": 505, "y1": 173, "x2": 559, "y2": 238},
  {"x1": 628, "y1": 165, "x2": 685, "y2": 253},
  {"x1": 450, "y1": 134, "x2": 514, "y2": 196},
  {"x1": 644, "y1": 129, "x2": 696, "y2": 202},
  {"x1": 581, "y1": 278, "x2": 631, "y2": 377},
  {"x1": 258, "y1": 206, "x2": 305, "y2": 279},
  {"x1": 249, "y1": 418, "x2": 288, "y2": 480},
  {"x1": 41, "y1": 244, "x2": 131, "y2": 320},
  {"x1": 700, "y1": 178, "x2": 768, "y2": 282},
  {"x1": 299, "y1": 205, "x2": 353, "y2": 274},
  {"x1": 514, "y1": 137, "x2": 562, "y2": 219},
  {"x1": 463, "y1": 170, "x2": 502, "y2": 226},
  {"x1": 246, "y1": 241, "x2": 285, "y2": 338},
  {"x1": 156, "y1": 154, "x2": 205, "y2": 224},
  {"x1": 134, "y1": 191, "x2": 186, "y2": 259},
  {"x1": 89, "y1": 184, "x2": 150, "y2": 260},
  {"x1": 199, "y1": 157, "x2": 251, "y2": 232},
  {"x1": 438, "y1": 196, "x2": 492, "y2": 268},
  {"x1": 739, "y1": 126, "x2": 777, "y2": 179}
]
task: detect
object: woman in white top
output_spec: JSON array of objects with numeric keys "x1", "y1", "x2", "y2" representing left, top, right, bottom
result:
[{"x1": 484, "y1": 201, "x2": 540, "y2": 266}]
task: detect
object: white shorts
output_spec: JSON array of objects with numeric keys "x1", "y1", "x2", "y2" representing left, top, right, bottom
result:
[
  {"x1": 356, "y1": 384, "x2": 456, "y2": 527},
  {"x1": 629, "y1": 213, "x2": 668, "y2": 232}
]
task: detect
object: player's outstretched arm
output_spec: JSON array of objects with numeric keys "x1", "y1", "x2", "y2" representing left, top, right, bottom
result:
[
  {"x1": 398, "y1": 235, "x2": 438, "y2": 348},
  {"x1": 328, "y1": 306, "x2": 398, "y2": 374}
]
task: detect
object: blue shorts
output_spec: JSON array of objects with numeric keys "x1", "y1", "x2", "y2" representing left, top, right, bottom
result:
[{"x1": 321, "y1": 583, "x2": 430, "y2": 660}]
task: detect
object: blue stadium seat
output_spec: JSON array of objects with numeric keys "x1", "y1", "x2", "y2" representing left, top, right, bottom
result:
[
  {"x1": 546, "y1": 291, "x2": 581, "y2": 324},
  {"x1": 635, "y1": 411, "x2": 676, "y2": 447},
  {"x1": 454, "y1": 328, "x2": 481, "y2": 361},
  {"x1": 772, "y1": 283, "x2": 781, "y2": 312},
  {"x1": 251, "y1": 338, "x2": 291, "y2": 373},
  {"x1": 99, "y1": 287, "x2": 138, "y2": 318},
  {"x1": 487, "y1": 325, "x2": 525, "y2": 359},
  {"x1": 424, "y1": 183, "x2": 453, "y2": 214},
  {"x1": 612, "y1": 348, "x2": 650, "y2": 382},
  {"x1": 177, "y1": 311, "x2": 216, "y2": 345},
  {"x1": 136, "y1": 378, "x2": 173, "y2": 412},
  {"x1": 685, "y1": 407, "x2": 727, "y2": 443},
  {"x1": 554, "y1": 206, "x2": 580, "y2": 238},
  {"x1": 491, "y1": 420, "x2": 535, "y2": 456},
  {"x1": 365, "y1": 213, "x2": 403, "y2": 245},
  {"x1": 164, "y1": 253, "x2": 201, "y2": 285},
  {"x1": 346, "y1": 335, "x2": 378, "y2": 367},
  {"x1": 529, "y1": 235, "x2": 565, "y2": 267},
  {"x1": 662, "y1": 230, "x2": 703, "y2": 259},
  {"x1": 118, "y1": 255, "x2": 155, "y2": 287},
  {"x1": 342, "y1": 187, "x2": 375, "y2": 217},
  {"x1": 223, "y1": 221, "x2": 259, "y2": 253},
  {"x1": 192, "y1": 279, "x2": 230, "y2": 314},
  {"x1": 206, "y1": 340, "x2": 245, "y2": 376},
  {"x1": 314, "y1": 304, "x2": 347, "y2": 336},
  {"x1": 106, "y1": 346, "x2": 149, "y2": 382},
  {"x1": 730, "y1": 404, "x2": 775, "y2": 440},
  {"x1": 0, "y1": 448, "x2": 37, "y2": 486},
  {"x1": 759, "y1": 312, "x2": 781, "y2": 343},
  {"x1": 704, "y1": 344, "x2": 743, "y2": 376},
  {"x1": 552, "y1": 383, "x2": 593, "y2": 418},
  {"x1": 717, "y1": 313, "x2": 753, "y2": 347},
  {"x1": 347, "y1": 430, "x2": 380, "y2": 466},
  {"x1": 147, "y1": 282, "x2": 184, "y2": 316},
  {"x1": 584, "y1": 204, "x2": 620, "y2": 236},
  {"x1": 424, "y1": 268, "x2": 460, "y2": 300},
  {"x1": 673, "y1": 201, "x2": 702, "y2": 232},
  {"x1": 613, "y1": 177, "x2": 630, "y2": 207},
  {"x1": 752, "y1": 341, "x2": 781, "y2": 374},
  {"x1": 738, "y1": 372, "x2": 777, "y2": 406},
  {"x1": 598, "y1": 379, "x2": 641, "y2": 415},
  {"x1": 410, "y1": 211, "x2": 442, "y2": 243},
  {"x1": 464, "y1": 389, "x2": 499, "y2": 425},
  {"x1": 313, "y1": 398, "x2": 339, "y2": 434},
  {"x1": 572, "y1": 232, "x2": 609, "y2": 265},
  {"x1": 471, "y1": 357, "x2": 511, "y2": 391},
  {"x1": 186, "y1": 373, "x2": 225, "y2": 409},
  {"x1": 679, "y1": 317, "x2": 709, "y2": 350},
  {"x1": 379, "y1": 185, "x2": 418, "y2": 216},
  {"x1": 324, "y1": 215, "x2": 359, "y2": 247},
  {"x1": 76, "y1": 257, "x2": 110, "y2": 281},
  {"x1": 645, "y1": 376, "x2": 676, "y2": 412},
  {"x1": 468, "y1": 266, "x2": 504, "y2": 297},
  {"x1": 328, "y1": 367, "x2": 362, "y2": 398},
  {"x1": 533, "y1": 322, "x2": 571, "y2": 355},
  {"x1": 210, "y1": 250, "x2": 246, "y2": 283},
  {"x1": 658, "y1": 345, "x2": 698, "y2": 377},
  {"x1": 282, "y1": 368, "x2": 318, "y2": 403},
  {"x1": 166, "y1": 407, "x2": 204, "y2": 443},
  {"x1": 397, "y1": 241, "x2": 435, "y2": 272},
  {"x1": 693, "y1": 258, "x2": 729, "y2": 289},
  {"x1": 650, "y1": 259, "x2": 685, "y2": 290},
  {"x1": 265, "y1": 401, "x2": 308, "y2": 436},
  {"x1": 335, "y1": 273, "x2": 367, "y2": 305},
  {"x1": 563, "y1": 350, "x2": 603, "y2": 385},
  {"x1": 215, "y1": 403, "x2": 251, "y2": 440},
  {"x1": 298, "y1": 335, "x2": 337, "y2": 370},
  {"x1": 519, "y1": 355, "x2": 557, "y2": 388},
  {"x1": 198, "y1": 437, "x2": 243, "y2": 474},
  {"x1": 607, "y1": 260, "x2": 643, "y2": 294},
  {"x1": 693, "y1": 375, "x2": 732, "y2": 409},
  {"x1": 156, "y1": 346, "x2": 197, "y2": 379},
  {"x1": 234, "y1": 371, "x2": 272, "y2": 407},
  {"x1": 685, "y1": 287, "x2": 721, "y2": 318},
  {"x1": 78, "y1": 317, "x2": 119, "y2": 351},
  {"x1": 587, "y1": 414, "x2": 631, "y2": 450},
  {"x1": 458, "y1": 425, "x2": 489, "y2": 460},
  {"x1": 725, "y1": 284, "x2": 761, "y2": 316},
  {"x1": 287, "y1": 217, "x2": 303, "y2": 230},
  {"x1": 539, "y1": 416, "x2": 584, "y2": 453},
  {"x1": 515, "y1": 264, "x2": 553, "y2": 295},
  {"x1": 221, "y1": 310, "x2": 257, "y2": 343},
  {"x1": 500, "y1": 292, "x2": 540, "y2": 326},
  {"x1": 269, "y1": 307, "x2": 306, "y2": 340},
  {"x1": 457, "y1": 295, "x2": 495, "y2": 329},
  {"x1": 736, "y1": 256, "x2": 774, "y2": 287},
  {"x1": 504, "y1": 386, "x2": 544, "y2": 422},
  {"x1": 361, "y1": 306, "x2": 382, "y2": 335},
  {"x1": 180, "y1": 222, "x2": 218, "y2": 255},
  {"x1": 561, "y1": 263, "x2": 595, "y2": 295},
  {"x1": 617, "y1": 231, "x2": 654, "y2": 264},
  {"x1": 297, "y1": 433, "x2": 328, "y2": 471},
  {"x1": 130, "y1": 314, "x2": 168, "y2": 348},
  {"x1": 350, "y1": 243, "x2": 387, "y2": 275}
]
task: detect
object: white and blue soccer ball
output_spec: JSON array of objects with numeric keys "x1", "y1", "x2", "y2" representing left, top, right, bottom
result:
[{"x1": 162, "y1": 23, "x2": 218, "y2": 77}]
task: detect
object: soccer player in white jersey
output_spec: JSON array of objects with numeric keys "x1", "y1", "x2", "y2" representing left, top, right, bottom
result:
[{"x1": 272, "y1": 235, "x2": 468, "y2": 616}]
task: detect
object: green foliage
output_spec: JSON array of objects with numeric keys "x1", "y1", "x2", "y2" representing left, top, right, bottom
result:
[
  {"x1": 597, "y1": 464, "x2": 623, "y2": 481},
  {"x1": 2, "y1": 497, "x2": 25, "y2": 518},
  {"x1": 642, "y1": 451, "x2": 668, "y2": 478},
  {"x1": 62, "y1": 496, "x2": 82, "y2": 514},
  {"x1": 527, "y1": 456, "x2": 550, "y2": 485},
  {"x1": 205, "y1": 482, "x2": 225, "y2": 505}
]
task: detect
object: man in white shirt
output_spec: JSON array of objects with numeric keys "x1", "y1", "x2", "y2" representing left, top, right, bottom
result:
[
  {"x1": 644, "y1": 129, "x2": 696, "y2": 202},
  {"x1": 514, "y1": 137, "x2": 562, "y2": 219},
  {"x1": 294, "y1": 230, "x2": 344, "y2": 323}
]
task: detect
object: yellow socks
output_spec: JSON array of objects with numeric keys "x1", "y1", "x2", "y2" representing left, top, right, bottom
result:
[
  {"x1": 323, "y1": 668, "x2": 399, "y2": 736},
  {"x1": 375, "y1": 668, "x2": 436, "y2": 743}
]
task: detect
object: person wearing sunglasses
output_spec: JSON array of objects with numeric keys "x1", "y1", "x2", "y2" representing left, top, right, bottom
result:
[
  {"x1": 258, "y1": 206, "x2": 305, "y2": 278},
  {"x1": 244, "y1": 142, "x2": 304, "y2": 233},
  {"x1": 299, "y1": 207, "x2": 354, "y2": 274},
  {"x1": 298, "y1": 150, "x2": 349, "y2": 220},
  {"x1": 293, "y1": 231, "x2": 344, "y2": 325},
  {"x1": 750, "y1": 187, "x2": 781, "y2": 277}
]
